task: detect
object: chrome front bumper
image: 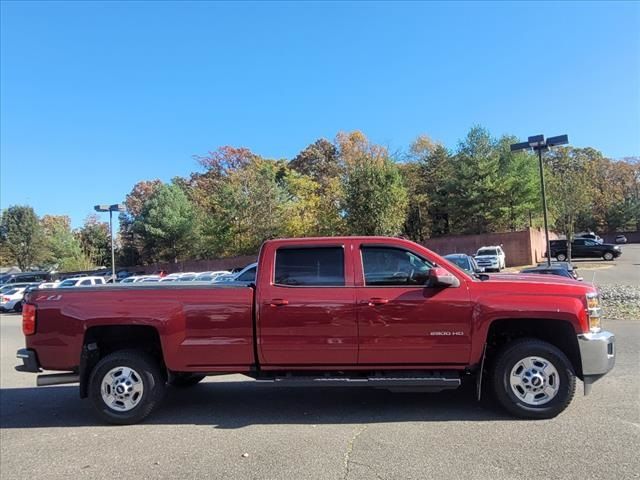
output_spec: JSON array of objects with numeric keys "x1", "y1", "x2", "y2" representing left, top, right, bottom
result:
[{"x1": 577, "y1": 330, "x2": 615, "y2": 394}]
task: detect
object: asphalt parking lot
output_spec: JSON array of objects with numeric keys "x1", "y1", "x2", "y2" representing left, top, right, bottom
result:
[{"x1": 1, "y1": 248, "x2": 639, "y2": 480}]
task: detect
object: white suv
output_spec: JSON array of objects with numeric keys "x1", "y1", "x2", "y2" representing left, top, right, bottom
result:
[
  {"x1": 57, "y1": 276, "x2": 106, "y2": 287},
  {"x1": 474, "y1": 246, "x2": 506, "y2": 272}
]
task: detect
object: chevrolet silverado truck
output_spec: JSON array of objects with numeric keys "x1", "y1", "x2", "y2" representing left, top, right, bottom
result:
[{"x1": 16, "y1": 237, "x2": 615, "y2": 424}]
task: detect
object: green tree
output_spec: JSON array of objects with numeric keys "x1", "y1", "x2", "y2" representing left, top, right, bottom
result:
[
  {"x1": 343, "y1": 155, "x2": 408, "y2": 236},
  {"x1": 77, "y1": 215, "x2": 111, "y2": 267},
  {"x1": 401, "y1": 137, "x2": 455, "y2": 239},
  {"x1": 41, "y1": 215, "x2": 95, "y2": 271},
  {"x1": 496, "y1": 135, "x2": 540, "y2": 231},
  {"x1": 119, "y1": 179, "x2": 163, "y2": 265},
  {"x1": 546, "y1": 147, "x2": 593, "y2": 261},
  {"x1": 447, "y1": 126, "x2": 504, "y2": 234},
  {"x1": 0, "y1": 205, "x2": 45, "y2": 269},
  {"x1": 133, "y1": 183, "x2": 198, "y2": 263}
]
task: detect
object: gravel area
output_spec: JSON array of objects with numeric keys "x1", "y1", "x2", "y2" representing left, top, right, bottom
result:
[{"x1": 597, "y1": 284, "x2": 640, "y2": 320}]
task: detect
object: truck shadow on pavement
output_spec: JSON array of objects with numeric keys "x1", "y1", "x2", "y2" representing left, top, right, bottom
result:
[{"x1": 0, "y1": 380, "x2": 513, "y2": 429}]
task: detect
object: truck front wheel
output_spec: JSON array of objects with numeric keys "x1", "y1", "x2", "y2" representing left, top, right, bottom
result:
[
  {"x1": 491, "y1": 339, "x2": 576, "y2": 419},
  {"x1": 89, "y1": 350, "x2": 166, "y2": 425}
]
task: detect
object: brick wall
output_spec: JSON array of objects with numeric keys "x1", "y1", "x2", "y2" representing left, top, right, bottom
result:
[
  {"x1": 421, "y1": 228, "x2": 558, "y2": 267},
  {"x1": 125, "y1": 227, "x2": 577, "y2": 274},
  {"x1": 132, "y1": 254, "x2": 258, "y2": 275},
  {"x1": 600, "y1": 230, "x2": 640, "y2": 244}
]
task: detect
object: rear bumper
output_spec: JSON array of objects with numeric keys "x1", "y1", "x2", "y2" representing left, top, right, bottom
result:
[
  {"x1": 577, "y1": 330, "x2": 615, "y2": 394},
  {"x1": 15, "y1": 348, "x2": 42, "y2": 373}
]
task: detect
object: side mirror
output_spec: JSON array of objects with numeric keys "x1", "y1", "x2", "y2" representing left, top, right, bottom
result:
[{"x1": 428, "y1": 267, "x2": 460, "y2": 288}]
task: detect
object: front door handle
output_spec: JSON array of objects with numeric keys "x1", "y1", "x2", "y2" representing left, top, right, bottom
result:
[
  {"x1": 367, "y1": 297, "x2": 389, "y2": 306},
  {"x1": 269, "y1": 298, "x2": 289, "y2": 307}
]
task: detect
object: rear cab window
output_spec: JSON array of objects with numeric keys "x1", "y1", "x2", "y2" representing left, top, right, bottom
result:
[{"x1": 274, "y1": 247, "x2": 345, "y2": 286}]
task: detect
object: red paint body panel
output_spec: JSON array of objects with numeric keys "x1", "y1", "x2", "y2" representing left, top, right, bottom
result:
[
  {"x1": 27, "y1": 285, "x2": 254, "y2": 371},
  {"x1": 24, "y1": 236, "x2": 596, "y2": 374}
]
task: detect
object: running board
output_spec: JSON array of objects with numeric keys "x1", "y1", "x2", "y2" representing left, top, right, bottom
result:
[
  {"x1": 37, "y1": 373, "x2": 80, "y2": 386},
  {"x1": 255, "y1": 373, "x2": 461, "y2": 391}
]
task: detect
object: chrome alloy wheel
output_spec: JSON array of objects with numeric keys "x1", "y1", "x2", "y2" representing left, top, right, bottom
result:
[
  {"x1": 509, "y1": 356, "x2": 560, "y2": 406},
  {"x1": 101, "y1": 366, "x2": 144, "y2": 412}
]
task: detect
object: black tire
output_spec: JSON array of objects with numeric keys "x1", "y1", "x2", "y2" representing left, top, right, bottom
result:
[
  {"x1": 603, "y1": 251, "x2": 614, "y2": 261},
  {"x1": 168, "y1": 373, "x2": 205, "y2": 387},
  {"x1": 491, "y1": 338, "x2": 575, "y2": 419},
  {"x1": 556, "y1": 253, "x2": 567, "y2": 262},
  {"x1": 89, "y1": 350, "x2": 166, "y2": 425},
  {"x1": 13, "y1": 301, "x2": 23, "y2": 313}
]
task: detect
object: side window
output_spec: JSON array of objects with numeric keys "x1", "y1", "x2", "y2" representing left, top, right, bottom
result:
[
  {"x1": 274, "y1": 247, "x2": 345, "y2": 286},
  {"x1": 79, "y1": 279, "x2": 92, "y2": 286},
  {"x1": 584, "y1": 240, "x2": 596, "y2": 246},
  {"x1": 361, "y1": 247, "x2": 432, "y2": 286},
  {"x1": 237, "y1": 266, "x2": 257, "y2": 282},
  {"x1": 573, "y1": 239, "x2": 585, "y2": 246}
]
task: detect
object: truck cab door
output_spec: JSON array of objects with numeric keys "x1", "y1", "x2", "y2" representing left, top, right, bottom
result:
[
  {"x1": 256, "y1": 243, "x2": 358, "y2": 365},
  {"x1": 355, "y1": 244, "x2": 472, "y2": 365}
]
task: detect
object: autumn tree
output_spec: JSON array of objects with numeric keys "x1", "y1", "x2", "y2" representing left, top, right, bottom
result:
[{"x1": 290, "y1": 138, "x2": 345, "y2": 235}]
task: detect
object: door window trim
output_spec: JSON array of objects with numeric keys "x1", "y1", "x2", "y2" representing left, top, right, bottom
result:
[
  {"x1": 272, "y1": 245, "x2": 347, "y2": 288},
  {"x1": 358, "y1": 245, "x2": 434, "y2": 288}
]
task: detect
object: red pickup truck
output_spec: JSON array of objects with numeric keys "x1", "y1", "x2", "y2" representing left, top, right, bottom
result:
[{"x1": 16, "y1": 236, "x2": 615, "y2": 424}]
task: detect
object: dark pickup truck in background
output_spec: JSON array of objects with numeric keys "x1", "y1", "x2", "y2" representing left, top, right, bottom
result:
[
  {"x1": 16, "y1": 236, "x2": 615, "y2": 424},
  {"x1": 548, "y1": 238, "x2": 622, "y2": 262}
]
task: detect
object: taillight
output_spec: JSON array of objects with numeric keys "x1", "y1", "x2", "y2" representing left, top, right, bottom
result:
[
  {"x1": 22, "y1": 304, "x2": 36, "y2": 336},
  {"x1": 2, "y1": 296, "x2": 10, "y2": 302}
]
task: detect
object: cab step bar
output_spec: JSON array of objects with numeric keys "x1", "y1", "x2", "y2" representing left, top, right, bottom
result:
[
  {"x1": 255, "y1": 372, "x2": 461, "y2": 391},
  {"x1": 37, "y1": 373, "x2": 80, "y2": 386}
]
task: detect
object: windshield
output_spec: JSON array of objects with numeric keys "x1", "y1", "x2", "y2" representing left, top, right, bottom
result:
[{"x1": 477, "y1": 249, "x2": 497, "y2": 256}]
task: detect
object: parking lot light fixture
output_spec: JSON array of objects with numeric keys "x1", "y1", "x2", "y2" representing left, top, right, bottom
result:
[
  {"x1": 94, "y1": 203, "x2": 126, "y2": 281},
  {"x1": 511, "y1": 134, "x2": 569, "y2": 266}
]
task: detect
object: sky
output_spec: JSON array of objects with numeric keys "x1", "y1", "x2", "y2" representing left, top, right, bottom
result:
[{"x1": 1, "y1": 1, "x2": 639, "y2": 227}]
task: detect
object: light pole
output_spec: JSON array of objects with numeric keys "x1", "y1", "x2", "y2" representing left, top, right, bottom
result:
[
  {"x1": 94, "y1": 203, "x2": 126, "y2": 281},
  {"x1": 511, "y1": 134, "x2": 569, "y2": 266}
]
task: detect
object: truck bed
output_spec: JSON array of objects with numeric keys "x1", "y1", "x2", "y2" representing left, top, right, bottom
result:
[{"x1": 27, "y1": 283, "x2": 255, "y2": 372}]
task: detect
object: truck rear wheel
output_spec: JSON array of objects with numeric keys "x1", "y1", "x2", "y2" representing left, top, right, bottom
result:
[
  {"x1": 89, "y1": 350, "x2": 166, "y2": 425},
  {"x1": 491, "y1": 338, "x2": 575, "y2": 419}
]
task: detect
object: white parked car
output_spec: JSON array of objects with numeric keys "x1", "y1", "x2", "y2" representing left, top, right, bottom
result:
[
  {"x1": 215, "y1": 263, "x2": 257, "y2": 283},
  {"x1": 119, "y1": 276, "x2": 151, "y2": 283},
  {"x1": 474, "y1": 246, "x2": 506, "y2": 272},
  {"x1": 0, "y1": 287, "x2": 27, "y2": 312},
  {"x1": 194, "y1": 271, "x2": 231, "y2": 282},
  {"x1": 140, "y1": 276, "x2": 162, "y2": 283},
  {"x1": 57, "y1": 277, "x2": 106, "y2": 288}
]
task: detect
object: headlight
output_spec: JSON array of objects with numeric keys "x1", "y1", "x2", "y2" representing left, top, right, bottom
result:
[{"x1": 586, "y1": 292, "x2": 602, "y2": 333}]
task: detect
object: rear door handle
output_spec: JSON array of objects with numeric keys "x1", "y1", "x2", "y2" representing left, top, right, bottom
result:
[
  {"x1": 366, "y1": 297, "x2": 389, "y2": 306},
  {"x1": 269, "y1": 298, "x2": 289, "y2": 307}
]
